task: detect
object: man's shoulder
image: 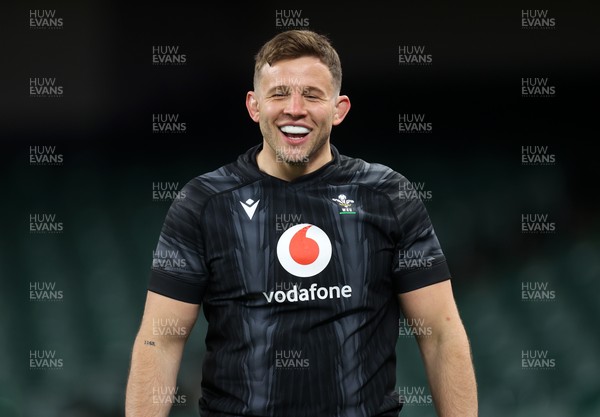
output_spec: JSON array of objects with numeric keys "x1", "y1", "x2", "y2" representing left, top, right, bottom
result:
[
  {"x1": 337, "y1": 152, "x2": 409, "y2": 192},
  {"x1": 180, "y1": 147, "x2": 261, "y2": 207},
  {"x1": 336, "y1": 152, "x2": 428, "y2": 223}
]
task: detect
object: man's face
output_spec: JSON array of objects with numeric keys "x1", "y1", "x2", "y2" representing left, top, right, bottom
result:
[{"x1": 247, "y1": 56, "x2": 349, "y2": 166}]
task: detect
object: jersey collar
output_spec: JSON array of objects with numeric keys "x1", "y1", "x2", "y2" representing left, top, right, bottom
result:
[{"x1": 240, "y1": 143, "x2": 341, "y2": 184}]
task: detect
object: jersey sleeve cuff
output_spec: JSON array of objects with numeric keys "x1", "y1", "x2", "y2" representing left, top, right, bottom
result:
[
  {"x1": 148, "y1": 269, "x2": 205, "y2": 304},
  {"x1": 393, "y1": 260, "x2": 451, "y2": 294}
]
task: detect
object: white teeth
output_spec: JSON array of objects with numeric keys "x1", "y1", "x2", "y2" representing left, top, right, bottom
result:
[{"x1": 280, "y1": 125, "x2": 310, "y2": 135}]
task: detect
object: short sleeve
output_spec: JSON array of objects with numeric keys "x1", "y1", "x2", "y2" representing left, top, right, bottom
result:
[
  {"x1": 391, "y1": 176, "x2": 451, "y2": 293},
  {"x1": 148, "y1": 183, "x2": 210, "y2": 304}
]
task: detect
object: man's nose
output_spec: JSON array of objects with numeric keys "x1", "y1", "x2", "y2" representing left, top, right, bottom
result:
[{"x1": 284, "y1": 92, "x2": 307, "y2": 116}]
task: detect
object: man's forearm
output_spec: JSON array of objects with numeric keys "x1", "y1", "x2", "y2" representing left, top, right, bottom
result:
[
  {"x1": 420, "y1": 327, "x2": 478, "y2": 417},
  {"x1": 125, "y1": 334, "x2": 185, "y2": 417}
]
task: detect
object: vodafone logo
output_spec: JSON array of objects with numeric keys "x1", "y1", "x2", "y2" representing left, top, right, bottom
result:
[{"x1": 276, "y1": 223, "x2": 332, "y2": 277}]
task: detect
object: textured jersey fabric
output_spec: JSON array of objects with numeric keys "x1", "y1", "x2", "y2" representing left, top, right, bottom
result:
[{"x1": 148, "y1": 144, "x2": 451, "y2": 417}]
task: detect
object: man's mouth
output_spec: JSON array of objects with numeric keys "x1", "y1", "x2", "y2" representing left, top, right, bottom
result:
[{"x1": 279, "y1": 125, "x2": 311, "y2": 141}]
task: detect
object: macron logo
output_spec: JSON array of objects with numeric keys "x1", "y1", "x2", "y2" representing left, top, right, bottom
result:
[{"x1": 240, "y1": 198, "x2": 260, "y2": 220}]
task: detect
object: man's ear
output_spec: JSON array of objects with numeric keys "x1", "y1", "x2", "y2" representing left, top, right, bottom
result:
[
  {"x1": 246, "y1": 91, "x2": 260, "y2": 123},
  {"x1": 332, "y1": 95, "x2": 351, "y2": 126}
]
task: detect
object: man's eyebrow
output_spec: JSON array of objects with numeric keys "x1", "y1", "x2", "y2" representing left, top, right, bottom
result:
[
  {"x1": 266, "y1": 85, "x2": 327, "y2": 95},
  {"x1": 302, "y1": 86, "x2": 327, "y2": 95}
]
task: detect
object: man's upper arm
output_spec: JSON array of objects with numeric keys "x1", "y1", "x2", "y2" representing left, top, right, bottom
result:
[
  {"x1": 383, "y1": 172, "x2": 451, "y2": 294},
  {"x1": 398, "y1": 280, "x2": 465, "y2": 345},
  {"x1": 149, "y1": 179, "x2": 210, "y2": 305},
  {"x1": 138, "y1": 291, "x2": 200, "y2": 343}
]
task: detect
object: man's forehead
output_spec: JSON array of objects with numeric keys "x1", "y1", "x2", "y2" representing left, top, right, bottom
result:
[{"x1": 259, "y1": 57, "x2": 331, "y2": 81}]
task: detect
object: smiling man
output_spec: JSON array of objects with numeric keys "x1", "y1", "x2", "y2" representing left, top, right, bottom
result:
[
  {"x1": 248, "y1": 38, "x2": 350, "y2": 180},
  {"x1": 126, "y1": 30, "x2": 478, "y2": 417}
]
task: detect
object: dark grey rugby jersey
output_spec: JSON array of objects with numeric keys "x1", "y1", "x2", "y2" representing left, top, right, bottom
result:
[{"x1": 149, "y1": 144, "x2": 451, "y2": 417}]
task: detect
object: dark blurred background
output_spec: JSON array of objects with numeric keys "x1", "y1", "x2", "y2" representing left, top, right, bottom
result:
[{"x1": 1, "y1": 1, "x2": 599, "y2": 416}]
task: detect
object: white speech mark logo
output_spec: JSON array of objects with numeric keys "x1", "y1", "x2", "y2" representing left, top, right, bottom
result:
[{"x1": 276, "y1": 223, "x2": 332, "y2": 277}]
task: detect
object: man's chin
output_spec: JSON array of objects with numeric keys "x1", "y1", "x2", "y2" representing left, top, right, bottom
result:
[
  {"x1": 284, "y1": 159, "x2": 309, "y2": 166},
  {"x1": 277, "y1": 153, "x2": 310, "y2": 166}
]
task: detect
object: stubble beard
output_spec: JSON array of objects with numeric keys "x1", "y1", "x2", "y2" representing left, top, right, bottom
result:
[
  {"x1": 262, "y1": 124, "x2": 328, "y2": 167},
  {"x1": 275, "y1": 146, "x2": 309, "y2": 166}
]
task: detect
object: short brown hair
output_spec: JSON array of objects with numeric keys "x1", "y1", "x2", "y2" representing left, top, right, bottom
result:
[{"x1": 253, "y1": 30, "x2": 342, "y2": 94}]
